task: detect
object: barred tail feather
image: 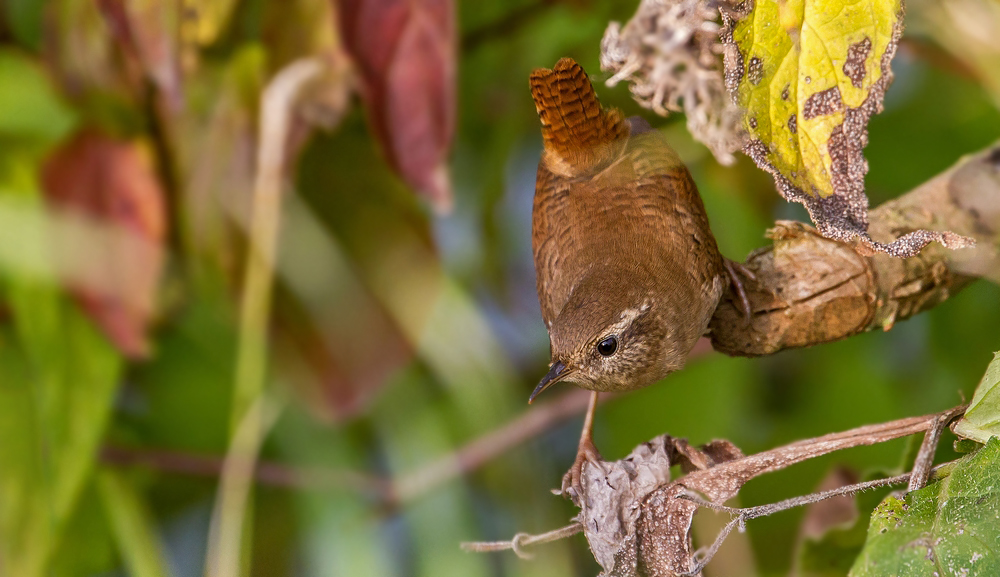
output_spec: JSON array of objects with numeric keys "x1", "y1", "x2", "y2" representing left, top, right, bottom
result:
[{"x1": 530, "y1": 58, "x2": 628, "y2": 176}]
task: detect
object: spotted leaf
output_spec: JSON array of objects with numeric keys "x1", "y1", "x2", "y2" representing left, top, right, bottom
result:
[{"x1": 722, "y1": 0, "x2": 973, "y2": 257}]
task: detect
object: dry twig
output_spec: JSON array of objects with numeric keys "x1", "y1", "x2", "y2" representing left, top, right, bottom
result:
[{"x1": 466, "y1": 406, "x2": 966, "y2": 577}]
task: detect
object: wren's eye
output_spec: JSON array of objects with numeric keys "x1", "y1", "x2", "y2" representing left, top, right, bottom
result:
[{"x1": 597, "y1": 336, "x2": 618, "y2": 357}]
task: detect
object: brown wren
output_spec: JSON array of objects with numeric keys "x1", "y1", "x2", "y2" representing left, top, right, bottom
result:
[{"x1": 528, "y1": 58, "x2": 744, "y2": 498}]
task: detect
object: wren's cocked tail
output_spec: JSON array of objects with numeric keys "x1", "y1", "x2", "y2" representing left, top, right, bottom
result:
[
  {"x1": 528, "y1": 57, "x2": 740, "y2": 500},
  {"x1": 529, "y1": 57, "x2": 629, "y2": 177}
]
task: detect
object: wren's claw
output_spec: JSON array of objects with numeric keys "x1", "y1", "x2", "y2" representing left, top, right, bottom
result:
[
  {"x1": 559, "y1": 436, "x2": 602, "y2": 504},
  {"x1": 724, "y1": 258, "x2": 755, "y2": 324},
  {"x1": 557, "y1": 391, "x2": 603, "y2": 504}
]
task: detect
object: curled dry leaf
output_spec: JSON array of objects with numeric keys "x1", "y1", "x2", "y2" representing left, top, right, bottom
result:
[
  {"x1": 719, "y1": 0, "x2": 973, "y2": 257},
  {"x1": 573, "y1": 411, "x2": 953, "y2": 576},
  {"x1": 601, "y1": 0, "x2": 744, "y2": 165},
  {"x1": 41, "y1": 129, "x2": 167, "y2": 358},
  {"x1": 335, "y1": 0, "x2": 456, "y2": 212}
]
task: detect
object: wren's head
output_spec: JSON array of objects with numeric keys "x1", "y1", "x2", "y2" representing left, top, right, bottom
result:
[{"x1": 530, "y1": 272, "x2": 688, "y2": 402}]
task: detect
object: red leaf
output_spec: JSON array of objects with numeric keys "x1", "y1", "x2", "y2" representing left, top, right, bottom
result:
[
  {"x1": 41, "y1": 130, "x2": 167, "y2": 358},
  {"x1": 96, "y1": 0, "x2": 183, "y2": 108},
  {"x1": 335, "y1": 0, "x2": 456, "y2": 212}
]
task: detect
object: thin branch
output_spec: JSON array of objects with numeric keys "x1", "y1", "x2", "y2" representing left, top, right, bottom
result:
[
  {"x1": 392, "y1": 387, "x2": 614, "y2": 503},
  {"x1": 678, "y1": 460, "x2": 955, "y2": 575},
  {"x1": 461, "y1": 523, "x2": 583, "y2": 559},
  {"x1": 680, "y1": 471, "x2": 914, "y2": 520},
  {"x1": 907, "y1": 406, "x2": 962, "y2": 491},
  {"x1": 99, "y1": 445, "x2": 393, "y2": 498}
]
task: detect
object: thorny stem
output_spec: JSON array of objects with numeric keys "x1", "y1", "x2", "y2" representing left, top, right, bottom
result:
[
  {"x1": 676, "y1": 468, "x2": 945, "y2": 577},
  {"x1": 676, "y1": 406, "x2": 966, "y2": 575},
  {"x1": 465, "y1": 406, "x2": 968, "y2": 576}
]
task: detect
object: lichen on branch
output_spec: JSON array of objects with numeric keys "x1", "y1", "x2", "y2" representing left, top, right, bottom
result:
[{"x1": 710, "y1": 144, "x2": 1000, "y2": 356}]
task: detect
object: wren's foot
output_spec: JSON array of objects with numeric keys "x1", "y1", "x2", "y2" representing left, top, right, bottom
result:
[
  {"x1": 723, "y1": 258, "x2": 755, "y2": 324},
  {"x1": 559, "y1": 391, "x2": 603, "y2": 504},
  {"x1": 560, "y1": 436, "x2": 602, "y2": 503}
]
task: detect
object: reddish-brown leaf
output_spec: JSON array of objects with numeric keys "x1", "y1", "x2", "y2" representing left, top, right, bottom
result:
[
  {"x1": 41, "y1": 129, "x2": 167, "y2": 358},
  {"x1": 96, "y1": 0, "x2": 183, "y2": 108},
  {"x1": 335, "y1": 0, "x2": 456, "y2": 212}
]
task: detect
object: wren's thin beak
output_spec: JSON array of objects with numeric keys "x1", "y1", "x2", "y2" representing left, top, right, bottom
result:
[{"x1": 529, "y1": 361, "x2": 567, "y2": 404}]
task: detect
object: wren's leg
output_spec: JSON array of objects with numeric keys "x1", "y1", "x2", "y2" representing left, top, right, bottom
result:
[
  {"x1": 561, "y1": 391, "x2": 602, "y2": 502},
  {"x1": 723, "y1": 258, "x2": 755, "y2": 323}
]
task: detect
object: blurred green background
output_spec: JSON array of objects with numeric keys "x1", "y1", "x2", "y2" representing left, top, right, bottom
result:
[{"x1": 0, "y1": 0, "x2": 998, "y2": 576}]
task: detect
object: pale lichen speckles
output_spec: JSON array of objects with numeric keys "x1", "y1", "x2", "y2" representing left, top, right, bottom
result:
[
  {"x1": 788, "y1": 114, "x2": 797, "y2": 134},
  {"x1": 803, "y1": 86, "x2": 844, "y2": 120},
  {"x1": 749, "y1": 116, "x2": 757, "y2": 129},
  {"x1": 724, "y1": 39, "x2": 745, "y2": 93},
  {"x1": 843, "y1": 37, "x2": 872, "y2": 88},
  {"x1": 748, "y1": 56, "x2": 763, "y2": 85}
]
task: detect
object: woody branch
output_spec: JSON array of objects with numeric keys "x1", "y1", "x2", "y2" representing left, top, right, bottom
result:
[{"x1": 710, "y1": 143, "x2": 1000, "y2": 356}]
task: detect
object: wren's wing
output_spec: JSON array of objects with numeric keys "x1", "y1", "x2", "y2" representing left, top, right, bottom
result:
[
  {"x1": 529, "y1": 58, "x2": 724, "y2": 329},
  {"x1": 530, "y1": 58, "x2": 629, "y2": 328},
  {"x1": 532, "y1": 121, "x2": 725, "y2": 330}
]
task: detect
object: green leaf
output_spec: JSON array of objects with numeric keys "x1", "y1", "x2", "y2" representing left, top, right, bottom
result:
[
  {"x1": 2, "y1": 0, "x2": 45, "y2": 51},
  {"x1": 97, "y1": 469, "x2": 172, "y2": 577},
  {"x1": 722, "y1": 0, "x2": 969, "y2": 257},
  {"x1": 849, "y1": 438, "x2": 1000, "y2": 576},
  {"x1": 953, "y1": 352, "x2": 1000, "y2": 444},
  {"x1": 0, "y1": 50, "x2": 77, "y2": 144},
  {"x1": 0, "y1": 274, "x2": 122, "y2": 574}
]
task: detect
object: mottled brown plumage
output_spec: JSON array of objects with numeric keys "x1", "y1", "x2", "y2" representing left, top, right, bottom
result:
[
  {"x1": 528, "y1": 58, "x2": 730, "y2": 499},
  {"x1": 530, "y1": 57, "x2": 726, "y2": 399}
]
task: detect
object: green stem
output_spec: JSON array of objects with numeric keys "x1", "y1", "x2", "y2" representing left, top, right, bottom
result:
[{"x1": 205, "y1": 57, "x2": 324, "y2": 577}]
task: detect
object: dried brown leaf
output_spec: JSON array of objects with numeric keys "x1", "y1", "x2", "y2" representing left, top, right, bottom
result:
[{"x1": 575, "y1": 411, "x2": 953, "y2": 576}]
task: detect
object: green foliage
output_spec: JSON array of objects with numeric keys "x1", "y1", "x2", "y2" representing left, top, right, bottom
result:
[
  {"x1": 98, "y1": 469, "x2": 172, "y2": 577},
  {"x1": 0, "y1": 50, "x2": 76, "y2": 144},
  {"x1": 954, "y1": 352, "x2": 1000, "y2": 444},
  {"x1": 850, "y1": 438, "x2": 1000, "y2": 576},
  {"x1": 1, "y1": 0, "x2": 44, "y2": 51},
  {"x1": 0, "y1": 290, "x2": 122, "y2": 576}
]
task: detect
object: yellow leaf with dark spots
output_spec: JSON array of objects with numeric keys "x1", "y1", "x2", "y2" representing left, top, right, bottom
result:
[{"x1": 721, "y1": 0, "x2": 974, "y2": 257}]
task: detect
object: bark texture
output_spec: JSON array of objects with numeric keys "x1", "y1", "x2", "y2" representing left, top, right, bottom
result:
[{"x1": 710, "y1": 143, "x2": 1000, "y2": 356}]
